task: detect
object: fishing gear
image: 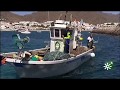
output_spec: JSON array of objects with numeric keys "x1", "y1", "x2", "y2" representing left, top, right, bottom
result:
[{"x1": 12, "y1": 34, "x2": 30, "y2": 50}]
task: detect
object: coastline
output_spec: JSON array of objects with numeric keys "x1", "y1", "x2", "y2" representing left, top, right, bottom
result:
[
  {"x1": 91, "y1": 27, "x2": 120, "y2": 36},
  {"x1": 0, "y1": 29, "x2": 50, "y2": 32},
  {"x1": 1, "y1": 28, "x2": 120, "y2": 36}
]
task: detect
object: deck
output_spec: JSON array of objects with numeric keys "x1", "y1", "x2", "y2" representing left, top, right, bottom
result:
[
  {"x1": 3, "y1": 46, "x2": 92, "y2": 60},
  {"x1": 70, "y1": 46, "x2": 90, "y2": 56}
]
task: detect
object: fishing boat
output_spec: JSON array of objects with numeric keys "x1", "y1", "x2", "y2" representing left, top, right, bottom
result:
[
  {"x1": 36, "y1": 30, "x2": 42, "y2": 33},
  {"x1": 20, "y1": 29, "x2": 31, "y2": 34},
  {"x1": 1, "y1": 19, "x2": 95, "y2": 78}
]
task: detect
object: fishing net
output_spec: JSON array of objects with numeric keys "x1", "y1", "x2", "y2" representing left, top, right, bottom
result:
[
  {"x1": 12, "y1": 34, "x2": 21, "y2": 43},
  {"x1": 16, "y1": 41, "x2": 24, "y2": 49},
  {"x1": 12, "y1": 34, "x2": 30, "y2": 49},
  {"x1": 43, "y1": 51, "x2": 71, "y2": 61},
  {"x1": 22, "y1": 36, "x2": 30, "y2": 43}
]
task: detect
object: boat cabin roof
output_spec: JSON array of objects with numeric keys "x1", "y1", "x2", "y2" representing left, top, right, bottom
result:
[
  {"x1": 49, "y1": 20, "x2": 76, "y2": 39},
  {"x1": 50, "y1": 20, "x2": 74, "y2": 30},
  {"x1": 50, "y1": 27, "x2": 74, "y2": 30}
]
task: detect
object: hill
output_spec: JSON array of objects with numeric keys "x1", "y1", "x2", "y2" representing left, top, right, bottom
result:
[
  {"x1": 1, "y1": 11, "x2": 23, "y2": 22},
  {"x1": 1, "y1": 11, "x2": 119, "y2": 24},
  {"x1": 23, "y1": 11, "x2": 120, "y2": 24}
]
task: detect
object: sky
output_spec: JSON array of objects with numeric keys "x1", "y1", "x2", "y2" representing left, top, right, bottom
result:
[
  {"x1": 102, "y1": 11, "x2": 120, "y2": 14},
  {"x1": 11, "y1": 11, "x2": 120, "y2": 16},
  {"x1": 12, "y1": 11, "x2": 34, "y2": 16}
]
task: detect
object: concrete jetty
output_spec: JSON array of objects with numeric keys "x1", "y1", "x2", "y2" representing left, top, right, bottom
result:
[{"x1": 92, "y1": 26, "x2": 120, "y2": 36}]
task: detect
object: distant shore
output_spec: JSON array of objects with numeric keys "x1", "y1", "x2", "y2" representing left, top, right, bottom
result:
[
  {"x1": 91, "y1": 27, "x2": 120, "y2": 36},
  {"x1": 1, "y1": 28, "x2": 120, "y2": 36},
  {"x1": 0, "y1": 29, "x2": 50, "y2": 32}
]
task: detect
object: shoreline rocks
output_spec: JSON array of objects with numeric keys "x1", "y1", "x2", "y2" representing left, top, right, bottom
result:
[{"x1": 92, "y1": 26, "x2": 120, "y2": 36}]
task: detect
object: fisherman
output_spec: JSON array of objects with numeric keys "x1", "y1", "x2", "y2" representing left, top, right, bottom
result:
[
  {"x1": 87, "y1": 33, "x2": 94, "y2": 49},
  {"x1": 21, "y1": 51, "x2": 32, "y2": 61},
  {"x1": 63, "y1": 27, "x2": 71, "y2": 53},
  {"x1": 76, "y1": 31, "x2": 83, "y2": 46}
]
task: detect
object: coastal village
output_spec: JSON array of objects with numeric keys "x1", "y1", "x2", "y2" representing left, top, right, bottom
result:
[
  {"x1": 1, "y1": 11, "x2": 120, "y2": 35},
  {"x1": 0, "y1": 20, "x2": 52, "y2": 31}
]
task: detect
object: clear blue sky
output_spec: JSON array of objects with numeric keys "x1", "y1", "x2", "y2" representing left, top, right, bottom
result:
[
  {"x1": 102, "y1": 11, "x2": 119, "y2": 14},
  {"x1": 12, "y1": 11, "x2": 34, "y2": 15},
  {"x1": 11, "y1": 11, "x2": 120, "y2": 16}
]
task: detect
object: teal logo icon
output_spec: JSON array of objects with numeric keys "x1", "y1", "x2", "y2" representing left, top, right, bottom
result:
[{"x1": 103, "y1": 61, "x2": 113, "y2": 70}]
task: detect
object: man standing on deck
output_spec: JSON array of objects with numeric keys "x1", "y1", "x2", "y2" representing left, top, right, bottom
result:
[
  {"x1": 77, "y1": 31, "x2": 83, "y2": 46},
  {"x1": 87, "y1": 33, "x2": 94, "y2": 49},
  {"x1": 63, "y1": 27, "x2": 71, "y2": 53}
]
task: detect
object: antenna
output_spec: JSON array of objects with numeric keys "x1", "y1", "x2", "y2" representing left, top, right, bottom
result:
[
  {"x1": 70, "y1": 14, "x2": 72, "y2": 24},
  {"x1": 64, "y1": 11, "x2": 68, "y2": 21}
]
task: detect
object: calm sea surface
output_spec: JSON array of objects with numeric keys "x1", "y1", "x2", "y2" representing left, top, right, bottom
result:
[{"x1": 0, "y1": 31, "x2": 120, "y2": 79}]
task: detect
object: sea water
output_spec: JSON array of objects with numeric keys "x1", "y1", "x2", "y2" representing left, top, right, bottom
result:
[{"x1": 0, "y1": 31, "x2": 120, "y2": 79}]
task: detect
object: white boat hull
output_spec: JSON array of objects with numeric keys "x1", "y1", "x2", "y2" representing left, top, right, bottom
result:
[
  {"x1": 21, "y1": 32, "x2": 31, "y2": 34},
  {"x1": 7, "y1": 49, "x2": 93, "y2": 78}
]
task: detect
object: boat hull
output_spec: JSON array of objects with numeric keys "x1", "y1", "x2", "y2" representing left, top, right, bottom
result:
[
  {"x1": 21, "y1": 32, "x2": 31, "y2": 34},
  {"x1": 11, "y1": 50, "x2": 93, "y2": 78}
]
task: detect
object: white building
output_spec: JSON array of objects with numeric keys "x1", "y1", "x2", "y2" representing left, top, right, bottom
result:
[
  {"x1": 29, "y1": 21, "x2": 41, "y2": 26},
  {"x1": 19, "y1": 21, "x2": 30, "y2": 26}
]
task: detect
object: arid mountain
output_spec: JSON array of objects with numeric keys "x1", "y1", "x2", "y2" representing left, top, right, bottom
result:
[
  {"x1": 23, "y1": 11, "x2": 119, "y2": 24},
  {"x1": 1, "y1": 11, "x2": 119, "y2": 24},
  {"x1": 23, "y1": 11, "x2": 67, "y2": 22},
  {"x1": 1, "y1": 11, "x2": 23, "y2": 22}
]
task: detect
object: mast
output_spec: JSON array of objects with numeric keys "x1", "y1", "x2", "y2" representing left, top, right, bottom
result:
[
  {"x1": 64, "y1": 11, "x2": 68, "y2": 21},
  {"x1": 70, "y1": 14, "x2": 72, "y2": 25},
  {"x1": 58, "y1": 14, "x2": 62, "y2": 20}
]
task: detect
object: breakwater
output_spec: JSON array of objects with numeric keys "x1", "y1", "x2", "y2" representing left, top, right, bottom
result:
[{"x1": 92, "y1": 26, "x2": 120, "y2": 36}]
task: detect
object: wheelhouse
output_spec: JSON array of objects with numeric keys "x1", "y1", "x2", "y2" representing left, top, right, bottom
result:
[{"x1": 49, "y1": 20, "x2": 78, "y2": 53}]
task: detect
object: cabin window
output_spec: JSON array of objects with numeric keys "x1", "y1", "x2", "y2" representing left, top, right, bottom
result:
[
  {"x1": 50, "y1": 28, "x2": 54, "y2": 37},
  {"x1": 55, "y1": 29, "x2": 59, "y2": 37},
  {"x1": 61, "y1": 29, "x2": 67, "y2": 37},
  {"x1": 69, "y1": 30, "x2": 73, "y2": 35},
  {"x1": 61, "y1": 29, "x2": 73, "y2": 37}
]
